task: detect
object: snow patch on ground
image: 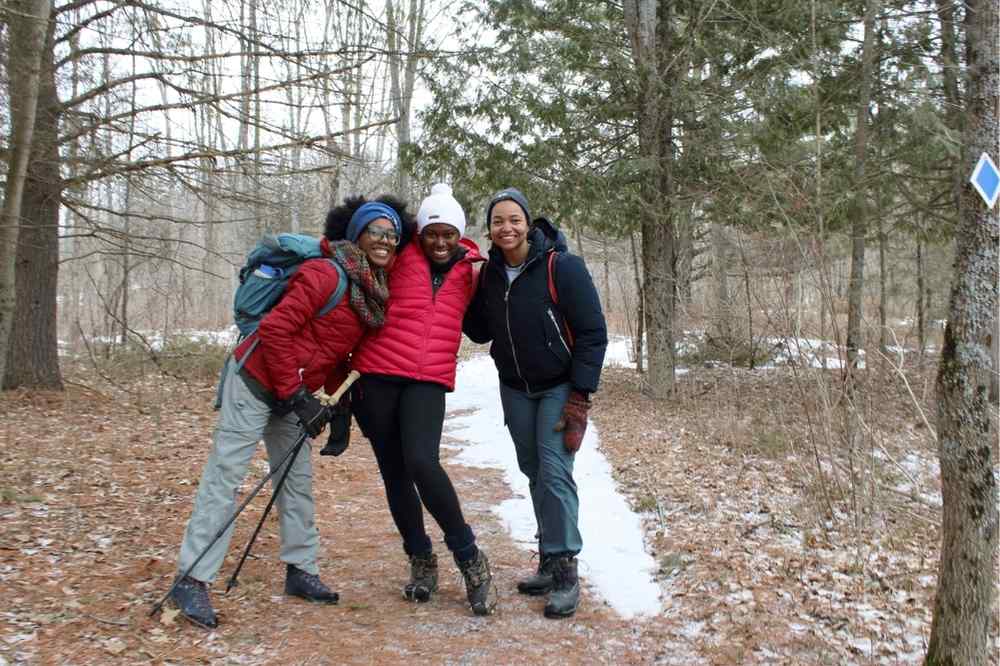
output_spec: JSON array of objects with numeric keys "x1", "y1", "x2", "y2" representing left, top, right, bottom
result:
[{"x1": 446, "y1": 355, "x2": 662, "y2": 619}]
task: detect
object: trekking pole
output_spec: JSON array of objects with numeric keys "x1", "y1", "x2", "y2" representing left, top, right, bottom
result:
[
  {"x1": 149, "y1": 433, "x2": 307, "y2": 618},
  {"x1": 224, "y1": 370, "x2": 361, "y2": 593},
  {"x1": 149, "y1": 370, "x2": 361, "y2": 617}
]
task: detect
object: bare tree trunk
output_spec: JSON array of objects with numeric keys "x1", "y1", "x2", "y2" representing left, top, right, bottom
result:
[
  {"x1": 841, "y1": 0, "x2": 879, "y2": 532},
  {"x1": 925, "y1": 0, "x2": 999, "y2": 661},
  {"x1": 0, "y1": 0, "x2": 52, "y2": 387},
  {"x1": 845, "y1": 0, "x2": 878, "y2": 371},
  {"x1": 626, "y1": 0, "x2": 676, "y2": 397},
  {"x1": 676, "y1": 207, "x2": 693, "y2": 305},
  {"x1": 630, "y1": 231, "x2": 644, "y2": 373},
  {"x1": 601, "y1": 236, "x2": 611, "y2": 314},
  {"x1": 4, "y1": 7, "x2": 62, "y2": 390},
  {"x1": 387, "y1": 0, "x2": 425, "y2": 198},
  {"x1": 711, "y1": 223, "x2": 731, "y2": 344},
  {"x1": 916, "y1": 233, "x2": 926, "y2": 360},
  {"x1": 877, "y1": 216, "x2": 888, "y2": 354},
  {"x1": 935, "y1": 0, "x2": 964, "y2": 210}
]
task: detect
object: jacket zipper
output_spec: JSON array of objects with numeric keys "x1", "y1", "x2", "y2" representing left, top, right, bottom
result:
[
  {"x1": 504, "y1": 279, "x2": 530, "y2": 393},
  {"x1": 547, "y1": 308, "x2": 571, "y2": 356}
]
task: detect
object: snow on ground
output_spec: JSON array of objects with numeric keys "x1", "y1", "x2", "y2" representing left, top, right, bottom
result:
[
  {"x1": 604, "y1": 335, "x2": 690, "y2": 375},
  {"x1": 79, "y1": 327, "x2": 241, "y2": 352},
  {"x1": 445, "y1": 354, "x2": 662, "y2": 619}
]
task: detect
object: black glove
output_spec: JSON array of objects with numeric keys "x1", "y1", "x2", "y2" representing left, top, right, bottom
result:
[
  {"x1": 319, "y1": 401, "x2": 351, "y2": 456},
  {"x1": 287, "y1": 386, "x2": 329, "y2": 438}
]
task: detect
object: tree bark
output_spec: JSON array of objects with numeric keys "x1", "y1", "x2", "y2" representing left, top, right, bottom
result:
[
  {"x1": 0, "y1": 0, "x2": 52, "y2": 388},
  {"x1": 845, "y1": 0, "x2": 879, "y2": 372},
  {"x1": 712, "y1": 223, "x2": 732, "y2": 345},
  {"x1": 387, "y1": 0, "x2": 425, "y2": 198},
  {"x1": 4, "y1": 7, "x2": 62, "y2": 390},
  {"x1": 630, "y1": 231, "x2": 645, "y2": 373},
  {"x1": 925, "y1": 0, "x2": 999, "y2": 661},
  {"x1": 626, "y1": 0, "x2": 676, "y2": 397}
]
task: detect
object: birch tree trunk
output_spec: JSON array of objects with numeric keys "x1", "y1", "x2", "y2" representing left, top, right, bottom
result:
[
  {"x1": 0, "y1": 0, "x2": 52, "y2": 387},
  {"x1": 387, "y1": 0, "x2": 424, "y2": 198},
  {"x1": 924, "y1": 0, "x2": 999, "y2": 661}
]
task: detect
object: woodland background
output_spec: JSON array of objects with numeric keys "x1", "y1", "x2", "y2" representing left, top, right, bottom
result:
[{"x1": 0, "y1": 0, "x2": 997, "y2": 663}]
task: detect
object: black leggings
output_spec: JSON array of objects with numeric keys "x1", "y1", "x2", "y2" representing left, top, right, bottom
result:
[{"x1": 351, "y1": 375, "x2": 476, "y2": 561}]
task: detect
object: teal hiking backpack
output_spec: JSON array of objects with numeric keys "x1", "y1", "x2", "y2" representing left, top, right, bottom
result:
[
  {"x1": 233, "y1": 233, "x2": 348, "y2": 340},
  {"x1": 216, "y1": 234, "x2": 349, "y2": 408}
]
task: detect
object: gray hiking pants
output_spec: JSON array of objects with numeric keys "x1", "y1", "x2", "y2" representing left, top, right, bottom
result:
[
  {"x1": 499, "y1": 381, "x2": 582, "y2": 557},
  {"x1": 176, "y1": 360, "x2": 319, "y2": 583}
]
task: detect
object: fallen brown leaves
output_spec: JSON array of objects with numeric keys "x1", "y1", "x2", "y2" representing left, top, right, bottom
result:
[{"x1": 0, "y1": 356, "x2": 995, "y2": 665}]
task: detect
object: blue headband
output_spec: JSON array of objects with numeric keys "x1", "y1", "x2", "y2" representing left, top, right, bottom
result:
[{"x1": 346, "y1": 202, "x2": 403, "y2": 242}]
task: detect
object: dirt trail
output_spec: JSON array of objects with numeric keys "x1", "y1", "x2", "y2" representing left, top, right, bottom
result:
[
  {"x1": 2, "y1": 362, "x2": 966, "y2": 665},
  {"x1": 0, "y1": 377, "x2": 673, "y2": 665}
]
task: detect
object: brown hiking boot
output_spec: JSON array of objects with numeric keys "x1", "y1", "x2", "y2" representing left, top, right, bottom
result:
[
  {"x1": 403, "y1": 552, "x2": 438, "y2": 602},
  {"x1": 457, "y1": 550, "x2": 498, "y2": 616}
]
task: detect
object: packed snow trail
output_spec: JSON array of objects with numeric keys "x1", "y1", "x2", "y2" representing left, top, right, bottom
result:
[{"x1": 446, "y1": 354, "x2": 662, "y2": 619}]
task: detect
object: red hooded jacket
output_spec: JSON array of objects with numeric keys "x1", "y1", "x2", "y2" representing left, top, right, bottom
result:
[
  {"x1": 235, "y1": 238, "x2": 361, "y2": 400},
  {"x1": 351, "y1": 238, "x2": 482, "y2": 391}
]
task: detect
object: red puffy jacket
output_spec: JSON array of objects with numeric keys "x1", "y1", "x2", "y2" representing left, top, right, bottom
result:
[
  {"x1": 351, "y1": 239, "x2": 482, "y2": 391},
  {"x1": 235, "y1": 238, "x2": 362, "y2": 401}
]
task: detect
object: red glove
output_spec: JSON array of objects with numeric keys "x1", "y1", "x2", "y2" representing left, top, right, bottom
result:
[{"x1": 554, "y1": 390, "x2": 590, "y2": 453}]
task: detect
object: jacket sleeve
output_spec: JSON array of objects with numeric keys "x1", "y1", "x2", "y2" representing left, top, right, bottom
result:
[
  {"x1": 258, "y1": 262, "x2": 338, "y2": 400},
  {"x1": 556, "y1": 253, "x2": 608, "y2": 394},
  {"x1": 462, "y1": 266, "x2": 493, "y2": 343}
]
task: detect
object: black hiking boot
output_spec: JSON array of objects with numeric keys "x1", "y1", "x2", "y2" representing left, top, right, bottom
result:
[
  {"x1": 543, "y1": 556, "x2": 579, "y2": 619},
  {"x1": 404, "y1": 552, "x2": 438, "y2": 602},
  {"x1": 516, "y1": 555, "x2": 555, "y2": 596},
  {"x1": 285, "y1": 564, "x2": 339, "y2": 604},
  {"x1": 169, "y1": 575, "x2": 218, "y2": 629},
  {"x1": 457, "y1": 550, "x2": 498, "y2": 616}
]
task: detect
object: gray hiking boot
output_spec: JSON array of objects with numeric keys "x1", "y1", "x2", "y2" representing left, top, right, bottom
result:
[
  {"x1": 404, "y1": 552, "x2": 438, "y2": 602},
  {"x1": 516, "y1": 555, "x2": 555, "y2": 596},
  {"x1": 457, "y1": 550, "x2": 498, "y2": 616},
  {"x1": 169, "y1": 575, "x2": 218, "y2": 629},
  {"x1": 543, "y1": 556, "x2": 579, "y2": 619}
]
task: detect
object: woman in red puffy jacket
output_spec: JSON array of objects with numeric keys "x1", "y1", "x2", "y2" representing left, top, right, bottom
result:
[
  {"x1": 167, "y1": 196, "x2": 402, "y2": 629},
  {"x1": 348, "y1": 184, "x2": 498, "y2": 616}
]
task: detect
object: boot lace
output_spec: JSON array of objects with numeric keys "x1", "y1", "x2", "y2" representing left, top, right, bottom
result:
[{"x1": 461, "y1": 555, "x2": 487, "y2": 587}]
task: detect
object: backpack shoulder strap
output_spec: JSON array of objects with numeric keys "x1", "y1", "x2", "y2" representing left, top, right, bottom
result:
[
  {"x1": 546, "y1": 251, "x2": 575, "y2": 349},
  {"x1": 317, "y1": 259, "x2": 348, "y2": 318},
  {"x1": 234, "y1": 260, "x2": 347, "y2": 370},
  {"x1": 547, "y1": 250, "x2": 559, "y2": 305}
]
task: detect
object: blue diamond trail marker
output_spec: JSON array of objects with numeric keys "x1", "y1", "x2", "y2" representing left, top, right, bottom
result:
[{"x1": 970, "y1": 152, "x2": 999, "y2": 210}]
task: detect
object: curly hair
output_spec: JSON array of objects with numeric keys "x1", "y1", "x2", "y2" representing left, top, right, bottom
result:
[{"x1": 323, "y1": 194, "x2": 417, "y2": 249}]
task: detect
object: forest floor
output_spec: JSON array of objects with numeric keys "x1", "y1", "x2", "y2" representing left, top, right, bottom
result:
[{"x1": 0, "y1": 350, "x2": 997, "y2": 665}]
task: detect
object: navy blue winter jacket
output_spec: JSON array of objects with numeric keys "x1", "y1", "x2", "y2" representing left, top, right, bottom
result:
[{"x1": 463, "y1": 218, "x2": 608, "y2": 394}]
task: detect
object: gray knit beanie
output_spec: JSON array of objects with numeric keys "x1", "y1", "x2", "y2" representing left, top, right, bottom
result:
[{"x1": 485, "y1": 188, "x2": 531, "y2": 225}]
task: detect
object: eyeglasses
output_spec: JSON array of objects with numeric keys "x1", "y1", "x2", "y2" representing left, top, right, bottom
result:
[{"x1": 365, "y1": 226, "x2": 400, "y2": 246}]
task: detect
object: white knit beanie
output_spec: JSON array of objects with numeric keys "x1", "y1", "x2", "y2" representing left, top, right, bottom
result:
[{"x1": 417, "y1": 183, "x2": 466, "y2": 238}]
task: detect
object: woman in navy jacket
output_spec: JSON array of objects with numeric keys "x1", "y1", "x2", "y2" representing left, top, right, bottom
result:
[{"x1": 463, "y1": 188, "x2": 607, "y2": 619}]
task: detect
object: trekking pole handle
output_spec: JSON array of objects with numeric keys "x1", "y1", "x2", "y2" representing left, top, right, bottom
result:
[{"x1": 316, "y1": 370, "x2": 360, "y2": 406}]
